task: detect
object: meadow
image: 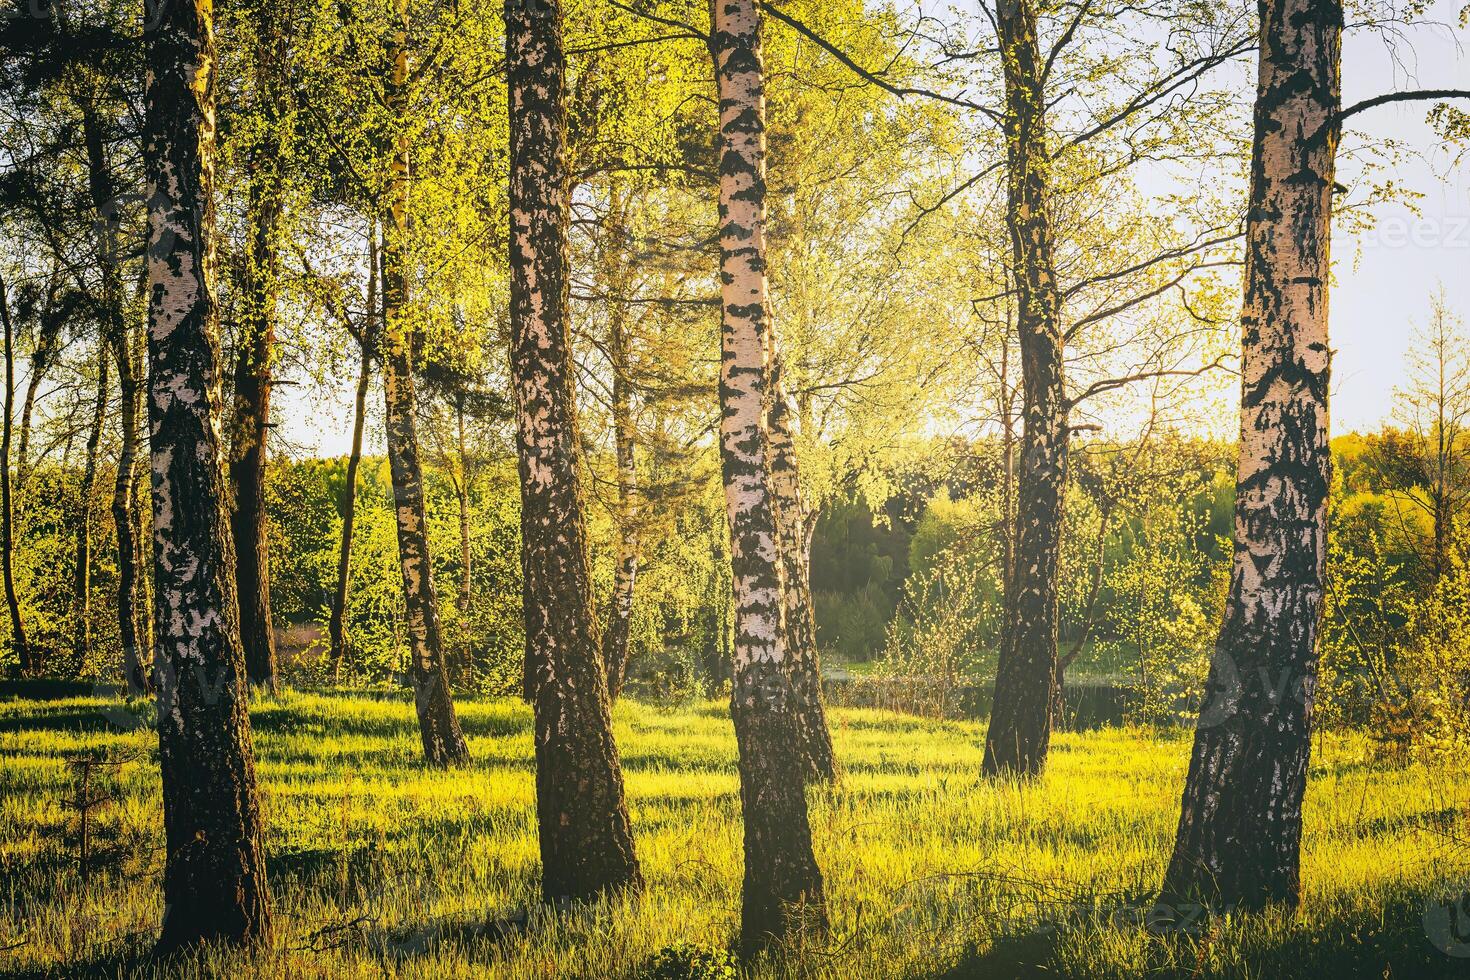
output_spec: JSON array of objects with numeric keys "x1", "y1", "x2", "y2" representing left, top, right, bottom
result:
[{"x1": 2, "y1": 687, "x2": 1469, "y2": 979}]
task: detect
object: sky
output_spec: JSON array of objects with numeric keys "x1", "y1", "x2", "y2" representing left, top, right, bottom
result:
[
  {"x1": 275, "y1": 1, "x2": 1470, "y2": 457},
  {"x1": 1335, "y1": 6, "x2": 1470, "y2": 434}
]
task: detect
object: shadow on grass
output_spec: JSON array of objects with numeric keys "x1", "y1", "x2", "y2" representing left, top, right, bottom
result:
[{"x1": 939, "y1": 892, "x2": 1470, "y2": 980}]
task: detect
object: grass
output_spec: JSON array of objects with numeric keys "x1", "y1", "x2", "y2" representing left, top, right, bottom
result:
[{"x1": 2, "y1": 687, "x2": 1469, "y2": 978}]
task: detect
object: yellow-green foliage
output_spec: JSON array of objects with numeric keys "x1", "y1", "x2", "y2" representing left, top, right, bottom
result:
[{"x1": 2, "y1": 692, "x2": 1469, "y2": 978}]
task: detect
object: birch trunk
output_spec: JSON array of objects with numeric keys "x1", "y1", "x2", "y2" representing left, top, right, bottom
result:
[
  {"x1": 983, "y1": 0, "x2": 1068, "y2": 778},
  {"x1": 69, "y1": 342, "x2": 109, "y2": 671},
  {"x1": 766, "y1": 353, "x2": 834, "y2": 782},
  {"x1": 142, "y1": 0, "x2": 271, "y2": 947},
  {"x1": 381, "y1": 5, "x2": 468, "y2": 766},
  {"x1": 0, "y1": 275, "x2": 29, "y2": 676},
  {"x1": 1159, "y1": 0, "x2": 1340, "y2": 912},
  {"x1": 709, "y1": 0, "x2": 827, "y2": 953},
  {"x1": 507, "y1": 0, "x2": 642, "y2": 903}
]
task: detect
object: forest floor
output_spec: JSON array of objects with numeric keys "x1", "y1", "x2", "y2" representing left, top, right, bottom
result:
[{"x1": 2, "y1": 688, "x2": 1470, "y2": 978}]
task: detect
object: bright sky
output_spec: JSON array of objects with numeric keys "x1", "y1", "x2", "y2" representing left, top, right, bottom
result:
[
  {"x1": 276, "y1": 2, "x2": 1470, "y2": 458},
  {"x1": 1335, "y1": 6, "x2": 1469, "y2": 434}
]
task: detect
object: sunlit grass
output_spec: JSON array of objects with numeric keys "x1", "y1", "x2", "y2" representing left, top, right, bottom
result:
[{"x1": 2, "y1": 688, "x2": 1468, "y2": 978}]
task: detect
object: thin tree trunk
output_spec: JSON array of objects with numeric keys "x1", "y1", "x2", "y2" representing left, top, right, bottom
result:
[
  {"x1": 69, "y1": 342, "x2": 109, "y2": 673},
  {"x1": 227, "y1": 8, "x2": 286, "y2": 693},
  {"x1": 80, "y1": 82, "x2": 150, "y2": 695},
  {"x1": 507, "y1": 0, "x2": 642, "y2": 904},
  {"x1": 455, "y1": 400, "x2": 471, "y2": 612},
  {"x1": 143, "y1": 0, "x2": 271, "y2": 948},
  {"x1": 330, "y1": 232, "x2": 375, "y2": 685},
  {"x1": 708, "y1": 0, "x2": 827, "y2": 954},
  {"x1": 228, "y1": 180, "x2": 281, "y2": 692},
  {"x1": 382, "y1": 5, "x2": 467, "y2": 766},
  {"x1": 113, "y1": 320, "x2": 150, "y2": 695},
  {"x1": 767, "y1": 353, "x2": 835, "y2": 782},
  {"x1": 0, "y1": 275, "x2": 29, "y2": 676},
  {"x1": 602, "y1": 200, "x2": 638, "y2": 701},
  {"x1": 983, "y1": 0, "x2": 1068, "y2": 778},
  {"x1": 1159, "y1": 0, "x2": 1340, "y2": 914}
]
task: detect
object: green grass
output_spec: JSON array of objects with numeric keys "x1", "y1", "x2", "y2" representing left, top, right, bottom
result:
[{"x1": 2, "y1": 689, "x2": 1469, "y2": 978}]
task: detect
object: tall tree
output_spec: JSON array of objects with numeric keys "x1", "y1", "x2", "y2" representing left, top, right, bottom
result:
[
  {"x1": 142, "y1": 0, "x2": 271, "y2": 948},
  {"x1": 226, "y1": 0, "x2": 292, "y2": 692},
  {"x1": 0, "y1": 273, "x2": 28, "y2": 675},
  {"x1": 506, "y1": 0, "x2": 642, "y2": 904},
  {"x1": 381, "y1": 0, "x2": 468, "y2": 766},
  {"x1": 1158, "y1": 0, "x2": 1340, "y2": 911},
  {"x1": 982, "y1": 0, "x2": 1067, "y2": 778},
  {"x1": 708, "y1": 0, "x2": 827, "y2": 953}
]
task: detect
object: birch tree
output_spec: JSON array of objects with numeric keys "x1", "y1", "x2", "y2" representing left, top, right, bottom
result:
[
  {"x1": 381, "y1": 0, "x2": 467, "y2": 766},
  {"x1": 142, "y1": 0, "x2": 271, "y2": 947},
  {"x1": 1158, "y1": 0, "x2": 1340, "y2": 911},
  {"x1": 709, "y1": 0, "x2": 827, "y2": 952},
  {"x1": 506, "y1": 0, "x2": 641, "y2": 903}
]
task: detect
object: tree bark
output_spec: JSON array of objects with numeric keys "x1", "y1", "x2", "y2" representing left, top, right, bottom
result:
[
  {"x1": 767, "y1": 353, "x2": 835, "y2": 782},
  {"x1": 708, "y1": 0, "x2": 827, "y2": 954},
  {"x1": 983, "y1": 0, "x2": 1068, "y2": 778},
  {"x1": 381, "y1": 4, "x2": 468, "y2": 766},
  {"x1": 69, "y1": 342, "x2": 109, "y2": 672},
  {"x1": 0, "y1": 275, "x2": 30, "y2": 676},
  {"x1": 330, "y1": 229, "x2": 376, "y2": 685},
  {"x1": 1159, "y1": 0, "x2": 1340, "y2": 914},
  {"x1": 142, "y1": 0, "x2": 271, "y2": 948},
  {"x1": 507, "y1": 0, "x2": 642, "y2": 904}
]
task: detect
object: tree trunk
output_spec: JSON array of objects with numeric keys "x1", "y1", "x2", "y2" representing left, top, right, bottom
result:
[
  {"x1": 228, "y1": 179, "x2": 281, "y2": 693},
  {"x1": 767, "y1": 353, "x2": 835, "y2": 782},
  {"x1": 227, "y1": 7, "x2": 287, "y2": 693},
  {"x1": 0, "y1": 275, "x2": 30, "y2": 676},
  {"x1": 708, "y1": 0, "x2": 827, "y2": 954},
  {"x1": 330, "y1": 226, "x2": 376, "y2": 684},
  {"x1": 1159, "y1": 0, "x2": 1340, "y2": 914},
  {"x1": 142, "y1": 0, "x2": 271, "y2": 948},
  {"x1": 113, "y1": 320, "x2": 150, "y2": 695},
  {"x1": 603, "y1": 219, "x2": 638, "y2": 701},
  {"x1": 79, "y1": 79, "x2": 150, "y2": 695},
  {"x1": 507, "y1": 0, "x2": 642, "y2": 905},
  {"x1": 983, "y1": 0, "x2": 1068, "y2": 778},
  {"x1": 69, "y1": 342, "x2": 109, "y2": 672},
  {"x1": 455, "y1": 400, "x2": 472, "y2": 612},
  {"x1": 381, "y1": 7, "x2": 468, "y2": 766}
]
